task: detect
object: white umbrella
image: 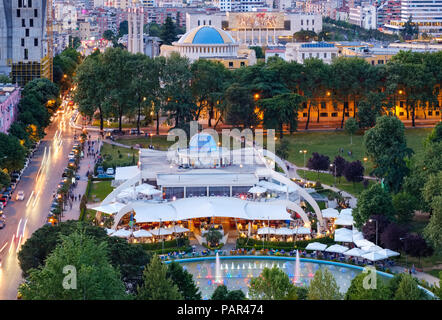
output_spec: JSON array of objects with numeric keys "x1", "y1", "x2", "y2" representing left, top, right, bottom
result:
[
  {"x1": 91, "y1": 202, "x2": 126, "y2": 214},
  {"x1": 275, "y1": 227, "x2": 295, "y2": 235},
  {"x1": 105, "y1": 228, "x2": 116, "y2": 235},
  {"x1": 325, "y1": 244, "x2": 349, "y2": 254},
  {"x1": 354, "y1": 239, "x2": 375, "y2": 248},
  {"x1": 257, "y1": 227, "x2": 276, "y2": 235},
  {"x1": 377, "y1": 249, "x2": 400, "y2": 257},
  {"x1": 294, "y1": 227, "x2": 311, "y2": 235},
  {"x1": 334, "y1": 228, "x2": 353, "y2": 242},
  {"x1": 335, "y1": 216, "x2": 354, "y2": 226},
  {"x1": 172, "y1": 226, "x2": 190, "y2": 233},
  {"x1": 322, "y1": 208, "x2": 340, "y2": 219},
  {"x1": 361, "y1": 245, "x2": 383, "y2": 252},
  {"x1": 133, "y1": 229, "x2": 153, "y2": 238},
  {"x1": 305, "y1": 242, "x2": 327, "y2": 251},
  {"x1": 149, "y1": 228, "x2": 173, "y2": 236},
  {"x1": 111, "y1": 229, "x2": 132, "y2": 238},
  {"x1": 139, "y1": 188, "x2": 162, "y2": 196},
  {"x1": 343, "y1": 247, "x2": 367, "y2": 257},
  {"x1": 362, "y1": 251, "x2": 388, "y2": 262},
  {"x1": 248, "y1": 186, "x2": 267, "y2": 194},
  {"x1": 339, "y1": 208, "x2": 353, "y2": 216},
  {"x1": 352, "y1": 229, "x2": 364, "y2": 241}
]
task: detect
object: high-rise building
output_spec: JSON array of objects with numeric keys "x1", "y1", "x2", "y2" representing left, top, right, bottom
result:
[
  {"x1": 0, "y1": 0, "x2": 52, "y2": 87},
  {"x1": 127, "y1": 5, "x2": 144, "y2": 54}
]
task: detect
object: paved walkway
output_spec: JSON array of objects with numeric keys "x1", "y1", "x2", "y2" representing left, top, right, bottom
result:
[
  {"x1": 391, "y1": 266, "x2": 440, "y2": 288},
  {"x1": 61, "y1": 133, "x2": 102, "y2": 221}
]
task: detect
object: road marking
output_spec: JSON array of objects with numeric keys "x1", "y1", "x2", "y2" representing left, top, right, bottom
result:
[
  {"x1": 0, "y1": 242, "x2": 8, "y2": 253},
  {"x1": 16, "y1": 219, "x2": 22, "y2": 239},
  {"x1": 16, "y1": 234, "x2": 22, "y2": 253},
  {"x1": 25, "y1": 191, "x2": 34, "y2": 208},
  {"x1": 32, "y1": 191, "x2": 40, "y2": 207},
  {"x1": 8, "y1": 235, "x2": 15, "y2": 254},
  {"x1": 22, "y1": 219, "x2": 27, "y2": 237}
]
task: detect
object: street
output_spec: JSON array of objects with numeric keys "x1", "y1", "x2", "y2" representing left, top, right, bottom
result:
[{"x1": 0, "y1": 106, "x2": 77, "y2": 300}]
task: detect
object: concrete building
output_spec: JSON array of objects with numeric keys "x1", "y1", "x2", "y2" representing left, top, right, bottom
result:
[
  {"x1": 128, "y1": 6, "x2": 144, "y2": 54},
  {"x1": 186, "y1": 11, "x2": 322, "y2": 45},
  {"x1": 285, "y1": 42, "x2": 338, "y2": 64},
  {"x1": 265, "y1": 47, "x2": 286, "y2": 61},
  {"x1": 0, "y1": 83, "x2": 20, "y2": 134},
  {"x1": 349, "y1": 2, "x2": 377, "y2": 30},
  {"x1": 0, "y1": 0, "x2": 51, "y2": 86}
]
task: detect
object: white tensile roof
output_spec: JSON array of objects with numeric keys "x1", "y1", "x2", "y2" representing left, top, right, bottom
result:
[
  {"x1": 91, "y1": 202, "x2": 126, "y2": 214},
  {"x1": 248, "y1": 186, "x2": 267, "y2": 194},
  {"x1": 322, "y1": 208, "x2": 340, "y2": 219},
  {"x1": 361, "y1": 245, "x2": 383, "y2": 252},
  {"x1": 294, "y1": 227, "x2": 311, "y2": 235},
  {"x1": 258, "y1": 227, "x2": 277, "y2": 235},
  {"x1": 111, "y1": 229, "x2": 132, "y2": 238},
  {"x1": 343, "y1": 247, "x2": 367, "y2": 257},
  {"x1": 334, "y1": 228, "x2": 354, "y2": 242},
  {"x1": 115, "y1": 166, "x2": 140, "y2": 181},
  {"x1": 275, "y1": 227, "x2": 294, "y2": 235},
  {"x1": 339, "y1": 208, "x2": 353, "y2": 216},
  {"x1": 361, "y1": 251, "x2": 388, "y2": 261},
  {"x1": 133, "y1": 229, "x2": 153, "y2": 238},
  {"x1": 335, "y1": 215, "x2": 354, "y2": 226},
  {"x1": 354, "y1": 239, "x2": 375, "y2": 248},
  {"x1": 149, "y1": 228, "x2": 173, "y2": 236},
  {"x1": 377, "y1": 248, "x2": 400, "y2": 257},
  {"x1": 131, "y1": 197, "x2": 294, "y2": 223}
]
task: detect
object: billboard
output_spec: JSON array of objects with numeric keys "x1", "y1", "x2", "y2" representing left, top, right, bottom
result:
[{"x1": 228, "y1": 12, "x2": 285, "y2": 30}]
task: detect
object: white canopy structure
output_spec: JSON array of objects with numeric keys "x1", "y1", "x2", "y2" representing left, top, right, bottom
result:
[
  {"x1": 172, "y1": 226, "x2": 190, "y2": 233},
  {"x1": 139, "y1": 188, "x2": 162, "y2": 196},
  {"x1": 335, "y1": 216, "x2": 354, "y2": 226},
  {"x1": 120, "y1": 197, "x2": 294, "y2": 224},
  {"x1": 325, "y1": 244, "x2": 349, "y2": 254},
  {"x1": 91, "y1": 202, "x2": 126, "y2": 214},
  {"x1": 275, "y1": 227, "x2": 295, "y2": 235},
  {"x1": 132, "y1": 229, "x2": 153, "y2": 238},
  {"x1": 111, "y1": 229, "x2": 132, "y2": 238},
  {"x1": 248, "y1": 186, "x2": 267, "y2": 194},
  {"x1": 377, "y1": 249, "x2": 400, "y2": 257},
  {"x1": 257, "y1": 180, "x2": 296, "y2": 193},
  {"x1": 354, "y1": 239, "x2": 375, "y2": 248},
  {"x1": 362, "y1": 251, "x2": 388, "y2": 262},
  {"x1": 343, "y1": 247, "x2": 367, "y2": 257},
  {"x1": 294, "y1": 227, "x2": 311, "y2": 235},
  {"x1": 258, "y1": 227, "x2": 277, "y2": 235},
  {"x1": 105, "y1": 228, "x2": 116, "y2": 235},
  {"x1": 339, "y1": 208, "x2": 353, "y2": 216},
  {"x1": 352, "y1": 229, "x2": 364, "y2": 242},
  {"x1": 305, "y1": 242, "x2": 327, "y2": 251},
  {"x1": 361, "y1": 245, "x2": 383, "y2": 253},
  {"x1": 149, "y1": 228, "x2": 173, "y2": 236},
  {"x1": 322, "y1": 208, "x2": 340, "y2": 219},
  {"x1": 334, "y1": 228, "x2": 354, "y2": 242}
]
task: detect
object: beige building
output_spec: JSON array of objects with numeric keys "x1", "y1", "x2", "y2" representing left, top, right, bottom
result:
[{"x1": 285, "y1": 42, "x2": 338, "y2": 64}]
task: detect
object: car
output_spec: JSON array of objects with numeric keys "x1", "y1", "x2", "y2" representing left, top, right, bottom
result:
[
  {"x1": 68, "y1": 152, "x2": 76, "y2": 159},
  {"x1": 106, "y1": 168, "x2": 114, "y2": 175},
  {"x1": 0, "y1": 218, "x2": 5, "y2": 229},
  {"x1": 0, "y1": 198, "x2": 7, "y2": 207},
  {"x1": 111, "y1": 129, "x2": 125, "y2": 136},
  {"x1": 130, "y1": 129, "x2": 144, "y2": 135},
  {"x1": 97, "y1": 166, "x2": 104, "y2": 175},
  {"x1": 16, "y1": 191, "x2": 25, "y2": 201}
]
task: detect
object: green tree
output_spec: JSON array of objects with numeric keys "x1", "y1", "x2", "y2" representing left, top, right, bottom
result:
[
  {"x1": 423, "y1": 196, "x2": 442, "y2": 254},
  {"x1": 392, "y1": 192, "x2": 418, "y2": 224},
  {"x1": 357, "y1": 92, "x2": 387, "y2": 129},
  {"x1": 293, "y1": 30, "x2": 318, "y2": 42},
  {"x1": 249, "y1": 266, "x2": 298, "y2": 300},
  {"x1": 0, "y1": 133, "x2": 26, "y2": 173},
  {"x1": 353, "y1": 184, "x2": 395, "y2": 228},
  {"x1": 250, "y1": 46, "x2": 264, "y2": 59},
  {"x1": 118, "y1": 20, "x2": 128, "y2": 38},
  {"x1": 211, "y1": 285, "x2": 245, "y2": 300},
  {"x1": 344, "y1": 117, "x2": 359, "y2": 145},
  {"x1": 425, "y1": 121, "x2": 442, "y2": 145},
  {"x1": 0, "y1": 74, "x2": 11, "y2": 83},
  {"x1": 364, "y1": 116, "x2": 412, "y2": 193},
  {"x1": 103, "y1": 30, "x2": 115, "y2": 41},
  {"x1": 19, "y1": 231, "x2": 128, "y2": 300},
  {"x1": 137, "y1": 255, "x2": 182, "y2": 300},
  {"x1": 401, "y1": 16, "x2": 419, "y2": 40},
  {"x1": 345, "y1": 272, "x2": 390, "y2": 300},
  {"x1": 0, "y1": 170, "x2": 11, "y2": 189},
  {"x1": 394, "y1": 274, "x2": 428, "y2": 300},
  {"x1": 307, "y1": 268, "x2": 342, "y2": 300},
  {"x1": 161, "y1": 16, "x2": 178, "y2": 45},
  {"x1": 276, "y1": 138, "x2": 290, "y2": 160},
  {"x1": 203, "y1": 229, "x2": 223, "y2": 248},
  {"x1": 225, "y1": 83, "x2": 259, "y2": 129},
  {"x1": 167, "y1": 261, "x2": 201, "y2": 300}
]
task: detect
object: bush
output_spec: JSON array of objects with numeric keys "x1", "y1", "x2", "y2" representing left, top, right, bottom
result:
[{"x1": 140, "y1": 238, "x2": 190, "y2": 251}]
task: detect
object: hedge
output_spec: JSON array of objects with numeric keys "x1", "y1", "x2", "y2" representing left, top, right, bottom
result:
[
  {"x1": 139, "y1": 238, "x2": 190, "y2": 251},
  {"x1": 236, "y1": 236, "x2": 335, "y2": 251}
]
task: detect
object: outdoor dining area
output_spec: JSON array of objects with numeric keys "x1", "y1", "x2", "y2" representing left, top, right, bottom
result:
[{"x1": 106, "y1": 223, "x2": 190, "y2": 244}]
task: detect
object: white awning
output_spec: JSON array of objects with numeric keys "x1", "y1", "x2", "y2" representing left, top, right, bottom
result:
[
  {"x1": 325, "y1": 244, "x2": 349, "y2": 254},
  {"x1": 305, "y1": 242, "x2": 327, "y2": 251},
  {"x1": 354, "y1": 239, "x2": 375, "y2": 248},
  {"x1": 361, "y1": 251, "x2": 388, "y2": 261},
  {"x1": 133, "y1": 229, "x2": 153, "y2": 238},
  {"x1": 248, "y1": 186, "x2": 267, "y2": 194},
  {"x1": 91, "y1": 202, "x2": 126, "y2": 214},
  {"x1": 343, "y1": 247, "x2": 367, "y2": 257},
  {"x1": 322, "y1": 208, "x2": 340, "y2": 219},
  {"x1": 339, "y1": 208, "x2": 353, "y2": 216},
  {"x1": 258, "y1": 227, "x2": 277, "y2": 235},
  {"x1": 352, "y1": 229, "x2": 364, "y2": 241},
  {"x1": 334, "y1": 228, "x2": 354, "y2": 242},
  {"x1": 149, "y1": 228, "x2": 173, "y2": 236},
  {"x1": 275, "y1": 227, "x2": 295, "y2": 235},
  {"x1": 257, "y1": 180, "x2": 296, "y2": 193},
  {"x1": 361, "y1": 245, "x2": 383, "y2": 252},
  {"x1": 111, "y1": 229, "x2": 132, "y2": 238},
  {"x1": 335, "y1": 216, "x2": 354, "y2": 226},
  {"x1": 294, "y1": 227, "x2": 311, "y2": 235},
  {"x1": 172, "y1": 226, "x2": 190, "y2": 233}
]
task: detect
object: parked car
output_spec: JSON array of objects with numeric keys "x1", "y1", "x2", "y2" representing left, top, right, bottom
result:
[
  {"x1": 130, "y1": 129, "x2": 144, "y2": 135},
  {"x1": 97, "y1": 166, "x2": 104, "y2": 175},
  {"x1": 68, "y1": 152, "x2": 76, "y2": 159},
  {"x1": 16, "y1": 191, "x2": 25, "y2": 201},
  {"x1": 111, "y1": 129, "x2": 125, "y2": 136},
  {"x1": 0, "y1": 198, "x2": 7, "y2": 207},
  {"x1": 106, "y1": 168, "x2": 114, "y2": 175}
]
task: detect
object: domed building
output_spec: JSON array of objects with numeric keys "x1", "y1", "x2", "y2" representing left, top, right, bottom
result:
[{"x1": 160, "y1": 25, "x2": 256, "y2": 68}]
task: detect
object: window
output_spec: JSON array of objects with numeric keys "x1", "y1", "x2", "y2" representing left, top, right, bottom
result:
[
  {"x1": 34, "y1": 38, "x2": 38, "y2": 46},
  {"x1": 312, "y1": 19, "x2": 315, "y2": 25},
  {"x1": 22, "y1": 19, "x2": 25, "y2": 27},
  {"x1": 321, "y1": 112, "x2": 329, "y2": 117},
  {"x1": 400, "y1": 101, "x2": 404, "y2": 108},
  {"x1": 28, "y1": 0, "x2": 32, "y2": 7},
  {"x1": 203, "y1": 20, "x2": 205, "y2": 25},
  {"x1": 34, "y1": 9, "x2": 37, "y2": 17},
  {"x1": 321, "y1": 102, "x2": 326, "y2": 109},
  {"x1": 331, "y1": 112, "x2": 337, "y2": 117},
  {"x1": 240, "y1": 62, "x2": 245, "y2": 67},
  {"x1": 25, "y1": 29, "x2": 29, "y2": 37},
  {"x1": 30, "y1": 19, "x2": 33, "y2": 27},
  {"x1": 17, "y1": 9, "x2": 20, "y2": 17},
  {"x1": 345, "y1": 112, "x2": 350, "y2": 117},
  {"x1": 24, "y1": 48, "x2": 28, "y2": 60},
  {"x1": 399, "y1": 112, "x2": 404, "y2": 116},
  {"x1": 18, "y1": 0, "x2": 22, "y2": 7},
  {"x1": 198, "y1": 20, "x2": 200, "y2": 26},
  {"x1": 378, "y1": 60, "x2": 384, "y2": 64},
  {"x1": 436, "y1": 111, "x2": 440, "y2": 116},
  {"x1": 228, "y1": 61, "x2": 233, "y2": 68},
  {"x1": 302, "y1": 53, "x2": 305, "y2": 60},
  {"x1": 302, "y1": 113, "x2": 308, "y2": 117},
  {"x1": 21, "y1": 38, "x2": 25, "y2": 46},
  {"x1": 316, "y1": 53, "x2": 319, "y2": 58},
  {"x1": 428, "y1": 111, "x2": 433, "y2": 116},
  {"x1": 344, "y1": 101, "x2": 348, "y2": 109},
  {"x1": 306, "y1": 20, "x2": 309, "y2": 25},
  {"x1": 324, "y1": 52, "x2": 327, "y2": 58},
  {"x1": 302, "y1": 102, "x2": 307, "y2": 109},
  {"x1": 209, "y1": 20, "x2": 211, "y2": 25},
  {"x1": 301, "y1": 20, "x2": 303, "y2": 25},
  {"x1": 371, "y1": 61, "x2": 375, "y2": 65}
]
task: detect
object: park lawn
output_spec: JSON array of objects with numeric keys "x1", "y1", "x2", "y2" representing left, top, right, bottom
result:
[
  {"x1": 426, "y1": 269, "x2": 442, "y2": 279},
  {"x1": 88, "y1": 180, "x2": 114, "y2": 203},
  {"x1": 279, "y1": 128, "x2": 432, "y2": 169},
  {"x1": 395, "y1": 251, "x2": 442, "y2": 270},
  {"x1": 115, "y1": 135, "x2": 174, "y2": 151},
  {"x1": 100, "y1": 142, "x2": 139, "y2": 167},
  {"x1": 297, "y1": 169, "x2": 375, "y2": 196}
]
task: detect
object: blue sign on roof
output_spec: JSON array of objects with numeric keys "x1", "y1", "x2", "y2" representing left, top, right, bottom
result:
[{"x1": 301, "y1": 42, "x2": 335, "y2": 48}]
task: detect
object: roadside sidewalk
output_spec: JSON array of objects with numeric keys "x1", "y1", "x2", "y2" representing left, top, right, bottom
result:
[{"x1": 62, "y1": 134, "x2": 102, "y2": 221}]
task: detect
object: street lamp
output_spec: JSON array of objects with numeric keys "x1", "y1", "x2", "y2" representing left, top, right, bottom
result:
[
  {"x1": 299, "y1": 150, "x2": 307, "y2": 182},
  {"x1": 399, "y1": 237, "x2": 408, "y2": 271},
  {"x1": 330, "y1": 163, "x2": 336, "y2": 186},
  {"x1": 369, "y1": 218, "x2": 378, "y2": 246}
]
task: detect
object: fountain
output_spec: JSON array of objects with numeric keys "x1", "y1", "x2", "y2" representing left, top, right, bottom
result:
[
  {"x1": 215, "y1": 253, "x2": 223, "y2": 284},
  {"x1": 294, "y1": 250, "x2": 301, "y2": 285},
  {"x1": 231, "y1": 262, "x2": 235, "y2": 270},
  {"x1": 243, "y1": 264, "x2": 246, "y2": 269}
]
